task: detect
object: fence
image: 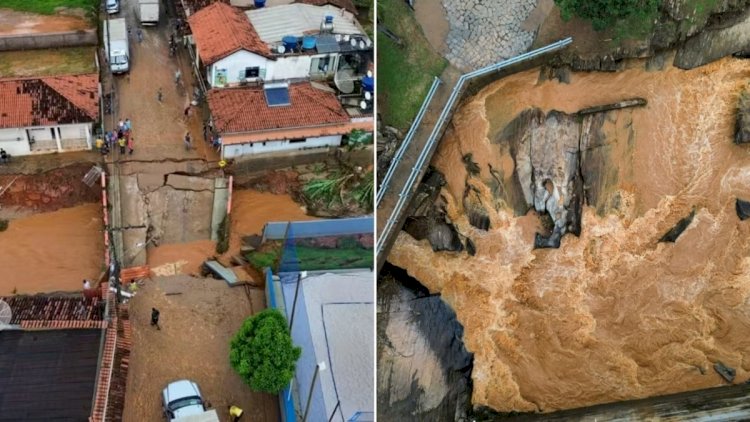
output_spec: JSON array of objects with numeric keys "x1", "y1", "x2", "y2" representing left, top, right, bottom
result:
[
  {"x1": 376, "y1": 77, "x2": 441, "y2": 206},
  {"x1": 262, "y1": 217, "x2": 373, "y2": 242},
  {"x1": 265, "y1": 269, "x2": 297, "y2": 422},
  {"x1": 0, "y1": 30, "x2": 97, "y2": 51},
  {"x1": 375, "y1": 38, "x2": 573, "y2": 260}
]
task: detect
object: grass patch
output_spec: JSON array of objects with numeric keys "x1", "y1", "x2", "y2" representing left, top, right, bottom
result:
[
  {"x1": 246, "y1": 240, "x2": 373, "y2": 272},
  {"x1": 0, "y1": 47, "x2": 97, "y2": 78},
  {"x1": 612, "y1": 1, "x2": 660, "y2": 42},
  {"x1": 0, "y1": 0, "x2": 97, "y2": 15},
  {"x1": 216, "y1": 214, "x2": 231, "y2": 254},
  {"x1": 377, "y1": 0, "x2": 447, "y2": 130}
]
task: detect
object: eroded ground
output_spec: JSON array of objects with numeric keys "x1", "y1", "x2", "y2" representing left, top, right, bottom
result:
[
  {"x1": 389, "y1": 56, "x2": 750, "y2": 412},
  {"x1": 122, "y1": 275, "x2": 278, "y2": 422}
]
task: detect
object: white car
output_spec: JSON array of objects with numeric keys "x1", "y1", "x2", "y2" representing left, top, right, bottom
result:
[
  {"x1": 162, "y1": 380, "x2": 218, "y2": 422},
  {"x1": 106, "y1": 0, "x2": 119, "y2": 14}
]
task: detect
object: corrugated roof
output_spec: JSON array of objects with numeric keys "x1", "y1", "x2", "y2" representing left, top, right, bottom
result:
[
  {"x1": 0, "y1": 74, "x2": 99, "y2": 129},
  {"x1": 188, "y1": 2, "x2": 271, "y2": 65},
  {"x1": 295, "y1": 0, "x2": 357, "y2": 14},
  {"x1": 207, "y1": 82, "x2": 350, "y2": 134},
  {"x1": 246, "y1": 4, "x2": 363, "y2": 44}
]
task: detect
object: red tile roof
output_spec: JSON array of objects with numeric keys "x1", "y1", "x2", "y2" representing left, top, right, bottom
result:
[
  {"x1": 188, "y1": 2, "x2": 271, "y2": 65},
  {"x1": 0, "y1": 74, "x2": 99, "y2": 129},
  {"x1": 296, "y1": 0, "x2": 357, "y2": 14},
  {"x1": 208, "y1": 82, "x2": 350, "y2": 134}
]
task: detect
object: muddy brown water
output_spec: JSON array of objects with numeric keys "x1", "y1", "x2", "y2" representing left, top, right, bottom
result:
[
  {"x1": 389, "y1": 57, "x2": 750, "y2": 413},
  {"x1": 0, "y1": 204, "x2": 103, "y2": 295}
]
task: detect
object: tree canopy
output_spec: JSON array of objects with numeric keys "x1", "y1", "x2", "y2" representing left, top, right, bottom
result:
[
  {"x1": 554, "y1": 0, "x2": 660, "y2": 31},
  {"x1": 229, "y1": 309, "x2": 301, "y2": 394}
]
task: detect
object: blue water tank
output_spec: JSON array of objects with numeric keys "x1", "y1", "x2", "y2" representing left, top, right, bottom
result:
[
  {"x1": 325, "y1": 15, "x2": 334, "y2": 24},
  {"x1": 302, "y1": 35, "x2": 317, "y2": 50},
  {"x1": 362, "y1": 75, "x2": 374, "y2": 93},
  {"x1": 282, "y1": 36, "x2": 297, "y2": 52},
  {"x1": 254, "y1": 0, "x2": 265, "y2": 7}
]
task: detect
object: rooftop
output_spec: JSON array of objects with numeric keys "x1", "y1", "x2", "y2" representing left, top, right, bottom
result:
[
  {"x1": 207, "y1": 82, "x2": 350, "y2": 135},
  {"x1": 1, "y1": 295, "x2": 104, "y2": 326},
  {"x1": 0, "y1": 329, "x2": 102, "y2": 422},
  {"x1": 0, "y1": 74, "x2": 99, "y2": 129},
  {"x1": 246, "y1": 4, "x2": 363, "y2": 44},
  {"x1": 188, "y1": 2, "x2": 271, "y2": 65},
  {"x1": 295, "y1": 0, "x2": 357, "y2": 14},
  {"x1": 280, "y1": 270, "x2": 374, "y2": 422}
]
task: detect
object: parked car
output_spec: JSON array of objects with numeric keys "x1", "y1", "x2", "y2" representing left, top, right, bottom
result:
[
  {"x1": 106, "y1": 0, "x2": 119, "y2": 14},
  {"x1": 161, "y1": 380, "x2": 219, "y2": 422}
]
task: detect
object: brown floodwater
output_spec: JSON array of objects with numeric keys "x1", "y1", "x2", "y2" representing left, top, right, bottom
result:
[
  {"x1": 146, "y1": 190, "x2": 316, "y2": 275},
  {"x1": 389, "y1": 57, "x2": 750, "y2": 412},
  {"x1": 0, "y1": 204, "x2": 103, "y2": 295}
]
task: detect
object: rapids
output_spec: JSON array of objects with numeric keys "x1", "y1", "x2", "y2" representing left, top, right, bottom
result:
[{"x1": 388, "y1": 56, "x2": 750, "y2": 412}]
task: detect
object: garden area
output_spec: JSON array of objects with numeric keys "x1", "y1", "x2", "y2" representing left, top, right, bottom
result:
[
  {"x1": 246, "y1": 234, "x2": 374, "y2": 273},
  {"x1": 377, "y1": 0, "x2": 447, "y2": 130}
]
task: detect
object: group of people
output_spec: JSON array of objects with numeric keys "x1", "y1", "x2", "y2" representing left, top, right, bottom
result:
[
  {"x1": 95, "y1": 118, "x2": 134, "y2": 156},
  {"x1": 202, "y1": 123, "x2": 222, "y2": 152}
]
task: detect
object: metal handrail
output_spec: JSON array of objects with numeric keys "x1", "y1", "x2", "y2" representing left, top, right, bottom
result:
[
  {"x1": 376, "y1": 77, "x2": 441, "y2": 206},
  {"x1": 376, "y1": 38, "x2": 573, "y2": 258}
]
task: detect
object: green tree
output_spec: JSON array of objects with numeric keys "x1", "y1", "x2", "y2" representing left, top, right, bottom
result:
[
  {"x1": 229, "y1": 309, "x2": 301, "y2": 394},
  {"x1": 555, "y1": 0, "x2": 660, "y2": 31}
]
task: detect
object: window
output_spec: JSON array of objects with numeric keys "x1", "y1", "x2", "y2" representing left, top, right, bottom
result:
[
  {"x1": 245, "y1": 67, "x2": 260, "y2": 78},
  {"x1": 289, "y1": 138, "x2": 305, "y2": 143}
]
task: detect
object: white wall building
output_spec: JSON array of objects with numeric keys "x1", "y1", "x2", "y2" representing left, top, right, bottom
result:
[{"x1": 0, "y1": 75, "x2": 98, "y2": 156}]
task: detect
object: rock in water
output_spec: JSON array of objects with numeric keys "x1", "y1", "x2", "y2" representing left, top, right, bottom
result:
[
  {"x1": 534, "y1": 227, "x2": 563, "y2": 249},
  {"x1": 428, "y1": 222, "x2": 463, "y2": 253},
  {"x1": 714, "y1": 362, "x2": 736, "y2": 383},
  {"x1": 737, "y1": 198, "x2": 750, "y2": 220},
  {"x1": 659, "y1": 210, "x2": 695, "y2": 243},
  {"x1": 736, "y1": 91, "x2": 750, "y2": 144},
  {"x1": 465, "y1": 238, "x2": 476, "y2": 256}
]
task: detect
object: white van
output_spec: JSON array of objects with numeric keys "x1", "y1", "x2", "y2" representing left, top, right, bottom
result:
[{"x1": 106, "y1": 0, "x2": 119, "y2": 14}]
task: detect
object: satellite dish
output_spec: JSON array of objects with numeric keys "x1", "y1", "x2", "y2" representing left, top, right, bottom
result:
[
  {"x1": 0, "y1": 300, "x2": 13, "y2": 329},
  {"x1": 350, "y1": 38, "x2": 357, "y2": 47},
  {"x1": 364, "y1": 91, "x2": 371, "y2": 100},
  {"x1": 277, "y1": 45, "x2": 286, "y2": 54},
  {"x1": 359, "y1": 100, "x2": 367, "y2": 110},
  {"x1": 334, "y1": 68, "x2": 355, "y2": 94},
  {"x1": 365, "y1": 39, "x2": 372, "y2": 48},
  {"x1": 366, "y1": 70, "x2": 373, "y2": 78},
  {"x1": 343, "y1": 34, "x2": 350, "y2": 42},
  {"x1": 335, "y1": 34, "x2": 342, "y2": 42},
  {"x1": 359, "y1": 40, "x2": 365, "y2": 49}
]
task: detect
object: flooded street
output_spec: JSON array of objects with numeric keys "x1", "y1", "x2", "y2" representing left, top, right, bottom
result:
[
  {"x1": 0, "y1": 204, "x2": 103, "y2": 295},
  {"x1": 389, "y1": 56, "x2": 750, "y2": 412}
]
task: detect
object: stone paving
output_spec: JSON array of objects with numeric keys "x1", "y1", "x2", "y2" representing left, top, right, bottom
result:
[{"x1": 442, "y1": 0, "x2": 538, "y2": 70}]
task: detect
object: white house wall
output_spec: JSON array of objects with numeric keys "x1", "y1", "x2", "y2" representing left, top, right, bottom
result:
[
  {"x1": 0, "y1": 128, "x2": 31, "y2": 156},
  {"x1": 222, "y1": 134, "x2": 341, "y2": 158},
  {"x1": 0, "y1": 123, "x2": 91, "y2": 156},
  {"x1": 209, "y1": 50, "x2": 318, "y2": 86}
]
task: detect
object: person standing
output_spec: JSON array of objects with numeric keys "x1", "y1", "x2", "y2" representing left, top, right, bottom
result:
[
  {"x1": 157, "y1": 87, "x2": 163, "y2": 102},
  {"x1": 184, "y1": 132, "x2": 192, "y2": 150},
  {"x1": 127, "y1": 137, "x2": 135, "y2": 155},
  {"x1": 183, "y1": 104, "x2": 191, "y2": 121},
  {"x1": 125, "y1": 118, "x2": 132, "y2": 132},
  {"x1": 151, "y1": 308, "x2": 161, "y2": 330},
  {"x1": 95, "y1": 136, "x2": 104, "y2": 151},
  {"x1": 136, "y1": 28, "x2": 143, "y2": 43},
  {"x1": 118, "y1": 135, "x2": 126, "y2": 154}
]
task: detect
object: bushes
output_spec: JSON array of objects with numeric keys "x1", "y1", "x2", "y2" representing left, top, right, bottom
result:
[
  {"x1": 555, "y1": 0, "x2": 660, "y2": 32},
  {"x1": 229, "y1": 309, "x2": 301, "y2": 394}
]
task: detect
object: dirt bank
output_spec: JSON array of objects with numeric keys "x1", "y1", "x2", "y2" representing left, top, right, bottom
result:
[
  {"x1": 0, "y1": 204, "x2": 103, "y2": 295},
  {"x1": 389, "y1": 56, "x2": 750, "y2": 413},
  {"x1": 0, "y1": 164, "x2": 101, "y2": 213}
]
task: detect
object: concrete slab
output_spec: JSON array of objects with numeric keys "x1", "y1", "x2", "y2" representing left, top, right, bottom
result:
[
  {"x1": 122, "y1": 227, "x2": 148, "y2": 266},
  {"x1": 136, "y1": 173, "x2": 164, "y2": 193},
  {"x1": 166, "y1": 174, "x2": 214, "y2": 191},
  {"x1": 147, "y1": 187, "x2": 214, "y2": 244},
  {"x1": 119, "y1": 175, "x2": 148, "y2": 228},
  {"x1": 119, "y1": 160, "x2": 213, "y2": 176}
]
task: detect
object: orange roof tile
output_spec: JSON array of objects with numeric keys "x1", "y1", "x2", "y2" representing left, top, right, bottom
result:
[
  {"x1": 296, "y1": 0, "x2": 357, "y2": 14},
  {"x1": 188, "y1": 2, "x2": 271, "y2": 65},
  {"x1": 208, "y1": 82, "x2": 351, "y2": 134},
  {"x1": 0, "y1": 74, "x2": 99, "y2": 129}
]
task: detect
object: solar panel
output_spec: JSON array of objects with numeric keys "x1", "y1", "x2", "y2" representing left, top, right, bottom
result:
[
  {"x1": 265, "y1": 87, "x2": 290, "y2": 107},
  {"x1": 316, "y1": 34, "x2": 341, "y2": 54}
]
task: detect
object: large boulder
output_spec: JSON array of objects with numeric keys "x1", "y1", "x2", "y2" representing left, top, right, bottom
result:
[
  {"x1": 736, "y1": 91, "x2": 750, "y2": 144},
  {"x1": 736, "y1": 198, "x2": 750, "y2": 220},
  {"x1": 660, "y1": 210, "x2": 696, "y2": 242}
]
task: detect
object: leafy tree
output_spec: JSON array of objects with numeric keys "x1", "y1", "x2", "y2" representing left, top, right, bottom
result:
[
  {"x1": 555, "y1": 0, "x2": 660, "y2": 31},
  {"x1": 229, "y1": 309, "x2": 301, "y2": 394}
]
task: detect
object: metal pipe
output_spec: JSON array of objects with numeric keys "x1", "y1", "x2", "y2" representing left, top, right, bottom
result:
[{"x1": 376, "y1": 77, "x2": 441, "y2": 206}]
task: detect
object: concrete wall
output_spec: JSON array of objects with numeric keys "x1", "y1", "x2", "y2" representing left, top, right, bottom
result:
[
  {"x1": 209, "y1": 49, "x2": 333, "y2": 86},
  {"x1": 0, "y1": 30, "x2": 97, "y2": 51},
  {"x1": 0, "y1": 123, "x2": 91, "y2": 156},
  {"x1": 0, "y1": 128, "x2": 31, "y2": 156},
  {"x1": 222, "y1": 134, "x2": 341, "y2": 158}
]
